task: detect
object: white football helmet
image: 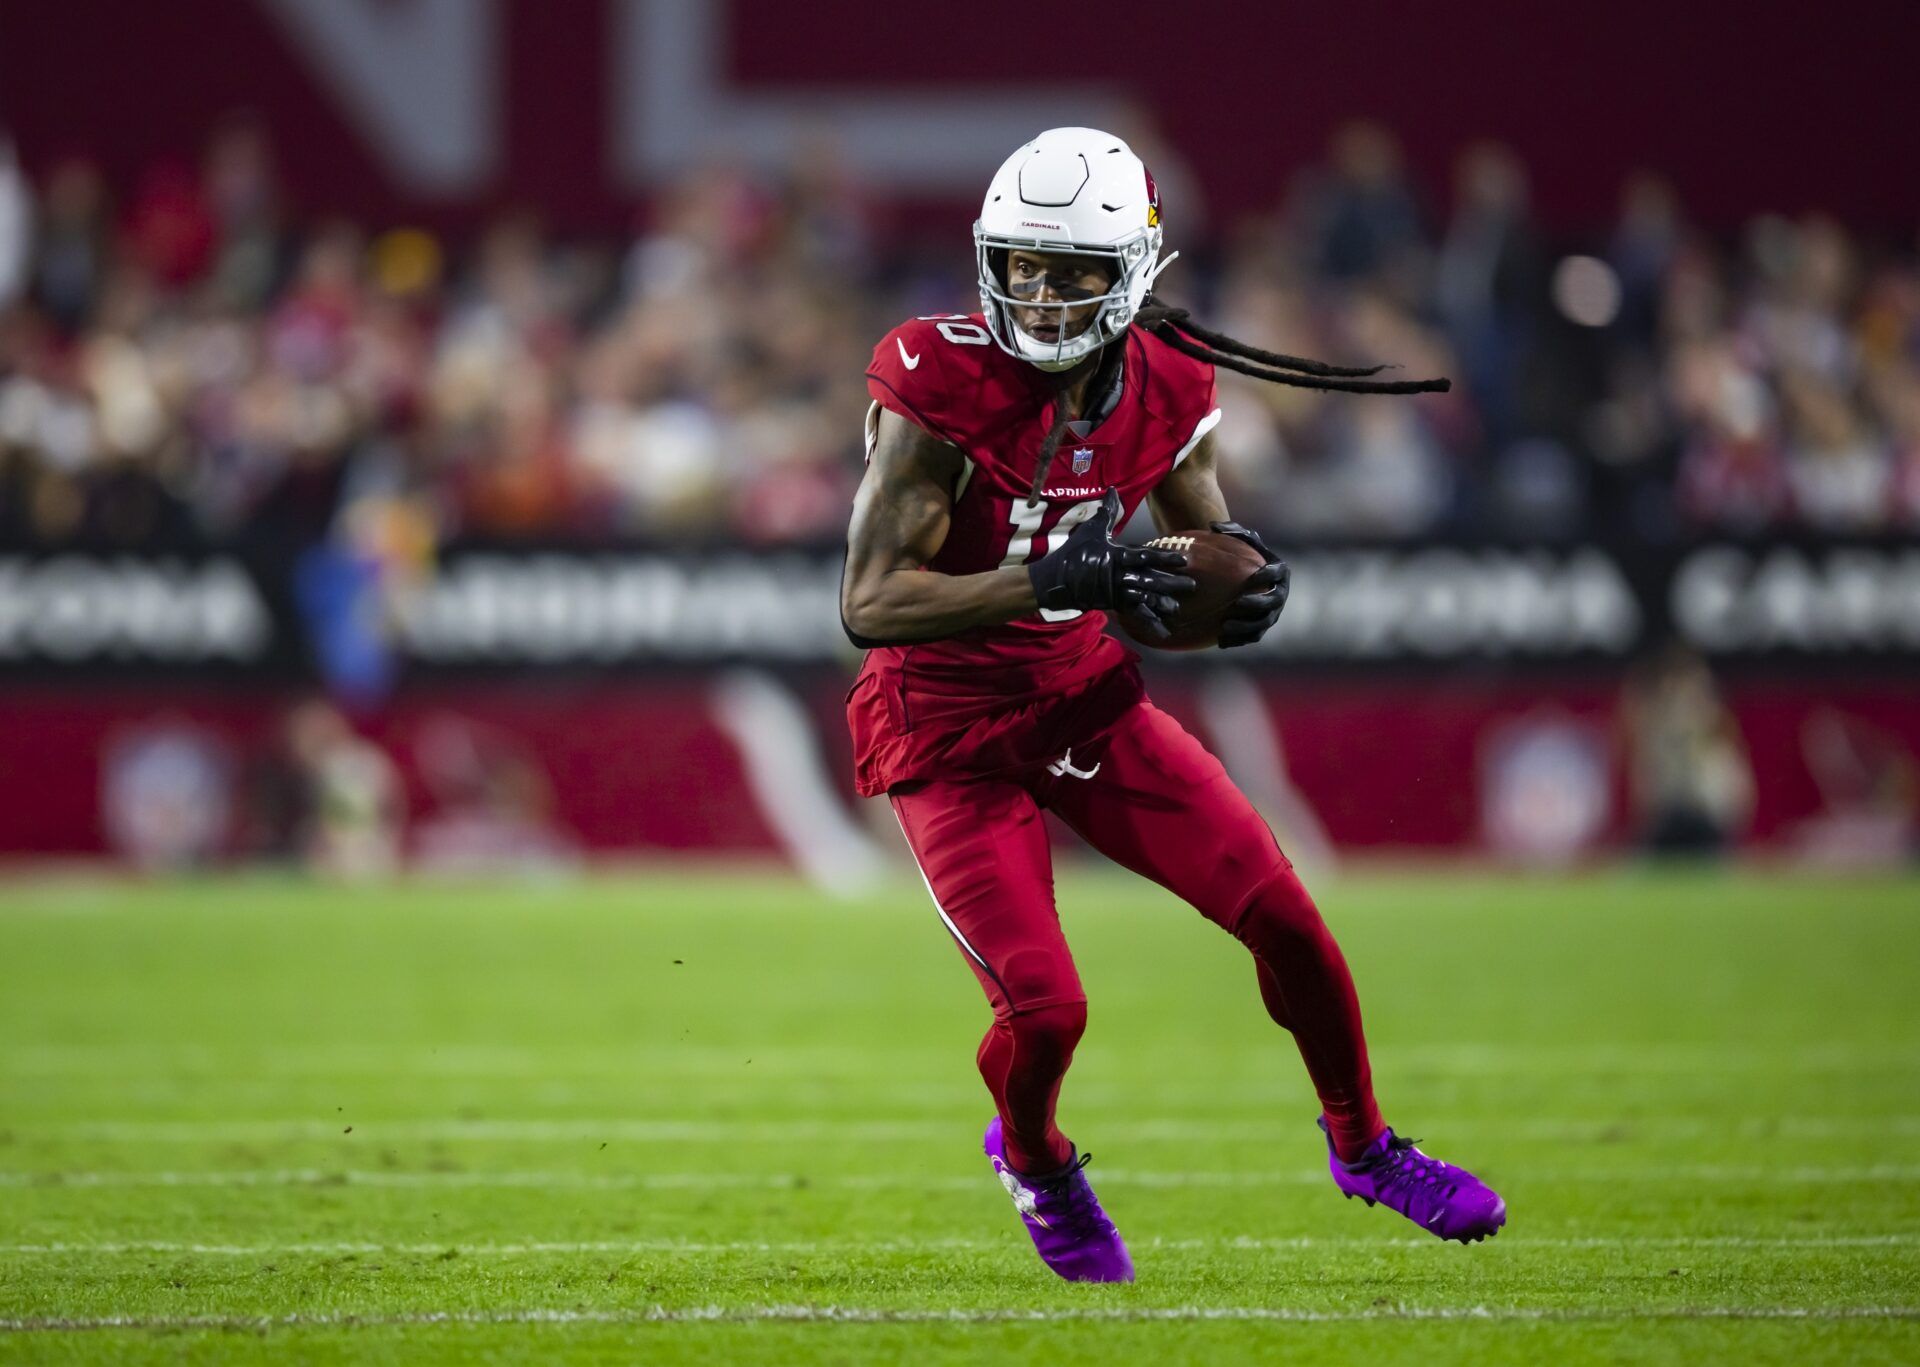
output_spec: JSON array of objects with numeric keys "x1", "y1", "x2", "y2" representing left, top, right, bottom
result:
[{"x1": 974, "y1": 127, "x2": 1174, "y2": 372}]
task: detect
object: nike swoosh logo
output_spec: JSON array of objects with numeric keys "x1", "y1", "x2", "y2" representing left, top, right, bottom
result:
[
  {"x1": 897, "y1": 338, "x2": 921, "y2": 370},
  {"x1": 1045, "y1": 749, "x2": 1102, "y2": 781}
]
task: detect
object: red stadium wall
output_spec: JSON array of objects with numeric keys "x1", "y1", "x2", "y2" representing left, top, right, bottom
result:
[
  {"x1": 3, "y1": 678, "x2": 1915, "y2": 859},
  {"x1": 4, "y1": 0, "x2": 1916, "y2": 232},
  {"x1": 0, "y1": 686, "x2": 775, "y2": 857}
]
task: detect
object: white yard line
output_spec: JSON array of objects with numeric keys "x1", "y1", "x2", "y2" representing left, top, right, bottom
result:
[
  {"x1": 3, "y1": 1305, "x2": 1917, "y2": 1330},
  {"x1": 3, "y1": 1165, "x2": 1919, "y2": 1191},
  {"x1": 4, "y1": 1042, "x2": 1914, "y2": 1076},
  {"x1": 0, "y1": 1234, "x2": 1913, "y2": 1257},
  {"x1": 22, "y1": 1116, "x2": 1920, "y2": 1143}
]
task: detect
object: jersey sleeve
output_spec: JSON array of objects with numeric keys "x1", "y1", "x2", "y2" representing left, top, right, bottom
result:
[
  {"x1": 1144, "y1": 334, "x2": 1221, "y2": 469},
  {"x1": 865, "y1": 317, "x2": 974, "y2": 449},
  {"x1": 1171, "y1": 367, "x2": 1222, "y2": 469}
]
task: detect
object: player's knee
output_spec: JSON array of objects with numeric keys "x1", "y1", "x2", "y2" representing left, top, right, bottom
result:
[{"x1": 998, "y1": 946, "x2": 1083, "y2": 1017}]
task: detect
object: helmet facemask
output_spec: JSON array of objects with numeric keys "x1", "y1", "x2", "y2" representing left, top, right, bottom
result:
[{"x1": 974, "y1": 226, "x2": 1160, "y2": 372}]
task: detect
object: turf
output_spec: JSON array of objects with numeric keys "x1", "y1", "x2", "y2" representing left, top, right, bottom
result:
[{"x1": 1, "y1": 865, "x2": 1916, "y2": 1364}]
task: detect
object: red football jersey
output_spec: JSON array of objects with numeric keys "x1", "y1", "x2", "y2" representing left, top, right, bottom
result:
[{"x1": 848, "y1": 312, "x2": 1220, "y2": 795}]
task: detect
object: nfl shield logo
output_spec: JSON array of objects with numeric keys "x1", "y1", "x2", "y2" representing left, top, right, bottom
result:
[{"x1": 1071, "y1": 447, "x2": 1094, "y2": 475}]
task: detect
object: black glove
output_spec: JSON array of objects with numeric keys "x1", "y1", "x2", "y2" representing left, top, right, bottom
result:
[
  {"x1": 1029, "y1": 488, "x2": 1194, "y2": 640},
  {"x1": 1211, "y1": 520, "x2": 1290, "y2": 649}
]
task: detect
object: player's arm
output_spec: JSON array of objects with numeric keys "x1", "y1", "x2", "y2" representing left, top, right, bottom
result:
[
  {"x1": 1146, "y1": 431, "x2": 1291, "y2": 649},
  {"x1": 841, "y1": 409, "x2": 1193, "y2": 646},
  {"x1": 1146, "y1": 429, "x2": 1232, "y2": 533},
  {"x1": 840, "y1": 408, "x2": 1042, "y2": 645}
]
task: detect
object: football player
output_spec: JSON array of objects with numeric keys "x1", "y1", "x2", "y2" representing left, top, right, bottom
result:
[{"x1": 841, "y1": 127, "x2": 1504, "y2": 1282}]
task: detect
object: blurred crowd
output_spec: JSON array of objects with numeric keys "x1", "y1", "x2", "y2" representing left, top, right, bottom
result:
[{"x1": 2, "y1": 118, "x2": 1919, "y2": 555}]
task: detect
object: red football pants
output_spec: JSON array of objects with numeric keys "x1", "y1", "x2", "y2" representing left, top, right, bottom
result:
[{"x1": 890, "y1": 698, "x2": 1384, "y2": 1172}]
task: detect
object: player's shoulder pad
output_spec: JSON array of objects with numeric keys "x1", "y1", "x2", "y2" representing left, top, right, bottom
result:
[
  {"x1": 866, "y1": 314, "x2": 1007, "y2": 449},
  {"x1": 1131, "y1": 324, "x2": 1219, "y2": 438}
]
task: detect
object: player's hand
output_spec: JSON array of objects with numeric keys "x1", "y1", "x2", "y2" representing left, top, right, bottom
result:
[
  {"x1": 1030, "y1": 488, "x2": 1194, "y2": 626},
  {"x1": 1210, "y1": 521, "x2": 1290, "y2": 649}
]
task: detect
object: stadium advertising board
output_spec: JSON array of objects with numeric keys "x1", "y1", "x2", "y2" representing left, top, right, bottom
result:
[{"x1": 1, "y1": 541, "x2": 1917, "y2": 676}]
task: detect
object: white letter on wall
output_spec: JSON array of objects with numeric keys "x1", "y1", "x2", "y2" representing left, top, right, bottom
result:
[
  {"x1": 254, "y1": 0, "x2": 498, "y2": 195},
  {"x1": 613, "y1": 0, "x2": 1118, "y2": 191}
]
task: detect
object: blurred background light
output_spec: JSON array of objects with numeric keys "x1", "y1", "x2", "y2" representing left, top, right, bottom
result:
[{"x1": 1552, "y1": 254, "x2": 1623, "y2": 328}]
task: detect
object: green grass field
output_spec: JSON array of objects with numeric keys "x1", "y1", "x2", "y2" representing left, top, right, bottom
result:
[{"x1": 1, "y1": 865, "x2": 1917, "y2": 1364}]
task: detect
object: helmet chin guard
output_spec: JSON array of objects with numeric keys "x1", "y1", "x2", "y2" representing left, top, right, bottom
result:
[{"x1": 973, "y1": 127, "x2": 1168, "y2": 372}]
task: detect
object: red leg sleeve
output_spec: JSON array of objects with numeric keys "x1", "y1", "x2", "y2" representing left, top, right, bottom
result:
[
  {"x1": 892, "y1": 780, "x2": 1086, "y2": 1173},
  {"x1": 1044, "y1": 701, "x2": 1385, "y2": 1161}
]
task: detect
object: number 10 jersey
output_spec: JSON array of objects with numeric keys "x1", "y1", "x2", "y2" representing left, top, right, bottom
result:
[{"x1": 848, "y1": 312, "x2": 1221, "y2": 796}]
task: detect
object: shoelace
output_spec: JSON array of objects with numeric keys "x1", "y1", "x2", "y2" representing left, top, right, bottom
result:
[
  {"x1": 1032, "y1": 1152, "x2": 1105, "y2": 1236},
  {"x1": 1374, "y1": 1136, "x2": 1460, "y2": 1200}
]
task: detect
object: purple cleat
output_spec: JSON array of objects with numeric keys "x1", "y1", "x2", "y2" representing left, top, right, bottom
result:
[
  {"x1": 983, "y1": 1117, "x2": 1134, "y2": 1282},
  {"x1": 1320, "y1": 1116, "x2": 1507, "y2": 1244}
]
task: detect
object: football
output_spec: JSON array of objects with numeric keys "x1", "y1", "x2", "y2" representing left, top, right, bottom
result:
[{"x1": 1119, "y1": 529, "x2": 1269, "y2": 652}]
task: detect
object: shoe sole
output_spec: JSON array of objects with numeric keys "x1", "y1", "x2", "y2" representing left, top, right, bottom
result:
[{"x1": 1344, "y1": 1190, "x2": 1506, "y2": 1244}]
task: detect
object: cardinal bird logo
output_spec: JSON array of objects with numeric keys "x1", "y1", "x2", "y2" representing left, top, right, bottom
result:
[
  {"x1": 1144, "y1": 165, "x2": 1160, "y2": 228},
  {"x1": 1072, "y1": 447, "x2": 1095, "y2": 475}
]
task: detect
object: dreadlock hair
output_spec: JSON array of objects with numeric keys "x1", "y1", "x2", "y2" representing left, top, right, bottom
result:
[{"x1": 1024, "y1": 294, "x2": 1450, "y2": 502}]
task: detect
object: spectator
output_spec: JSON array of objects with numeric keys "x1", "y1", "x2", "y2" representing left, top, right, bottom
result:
[
  {"x1": 1671, "y1": 341, "x2": 1790, "y2": 531},
  {"x1": 203, "y1": 116, "x2": 284, "y2": 312},
  {"x1": 1288, "y1": 121, "x2": 1429, "y2": 298},
  {"x1": 285, "y1": 700, "x2": 403, "y2": 879},
  {"x1": 1778, "y1": 370, "x2": 1889, "y2": 531},
  {"x1": 1791, "y1": 710, "x2": 1919, "y2": 867},
  {"x1": 409, "y1": 715, "x2": 578, "y2": 873},
  {"x1": 1623, "y1": 647, "x2": 1754, "y2": 855},
  {"x1": 122, "y1": 157, "x2": 216, "y2": 290},
  {"x1": 30, "y1": 158, "x2": 109, "y2": 333},
  {"x1": 1436, "y1": 142, "x2": 1540, "y2": 446},
  {"x1": 1608, "y1": 172, "x2": 1682, "y2": 348},
  {"x1": 1744, "y1": 215, "x2": 1858, "y2": 385}
]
